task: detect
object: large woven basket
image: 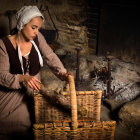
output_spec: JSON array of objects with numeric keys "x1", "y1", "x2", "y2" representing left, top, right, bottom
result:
[
  {"x1": 33, "y1": 75, "x2": 116, "y2": 140},
  {"x1": 34, "y1": 88, "x2": 102, "y2": 123},
  {"x1": 33, "y1": 120, "x2": 116, "y2": 140}
]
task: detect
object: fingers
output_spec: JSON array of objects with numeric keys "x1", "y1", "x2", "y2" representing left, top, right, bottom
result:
[
  {"x1": 33, "y1": 78, "x2": 41, "y2": 92},
  {"x1": 67, "y1": 72, "x2": 74, "y2": 77},
  {"x1": 27, "y1": 80, "x2": 40, "y2": 92},
  {"x1": 34, "y1": 77, "x2": 41, "y2": 83},
  {"x1": 60, "y1": 72, "x2": 74, "y2": 82},
  {"x1": 24, "y1": 75, "x2": 41, "y2": 92}
]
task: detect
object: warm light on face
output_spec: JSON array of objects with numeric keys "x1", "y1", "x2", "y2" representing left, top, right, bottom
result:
[{"x1": 21, "y1": 16, "x2": 43, "y2": 40}]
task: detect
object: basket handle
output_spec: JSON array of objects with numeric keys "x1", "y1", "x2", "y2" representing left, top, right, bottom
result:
[{"x1": 68, "y1": 75, "x2": 78, "y2": 130}]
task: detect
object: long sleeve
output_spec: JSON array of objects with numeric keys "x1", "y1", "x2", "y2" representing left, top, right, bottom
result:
[
  {"x1": 37, "y1": 32, "x2": 67, "y2": 77},
  {"x1": 0, "y1": 39, "x2": 21, "y2": 89}
]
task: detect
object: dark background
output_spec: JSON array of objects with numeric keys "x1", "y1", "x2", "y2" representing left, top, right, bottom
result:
[{"x1": 98, "y1": 0, "x2": 140, "y2": 64}]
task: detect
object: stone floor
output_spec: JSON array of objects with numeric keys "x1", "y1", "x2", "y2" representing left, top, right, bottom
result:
[{"x1": 101, "y1": 103, "x2": 140, "y2": 140}]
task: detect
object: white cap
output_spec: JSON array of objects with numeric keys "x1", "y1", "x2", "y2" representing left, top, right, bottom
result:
[{"x1": 16, "y1": 6, "x2": 44, "y2": 31}]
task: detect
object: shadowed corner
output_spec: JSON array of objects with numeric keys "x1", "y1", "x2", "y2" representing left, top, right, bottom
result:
[
  {"x1": 0, "y1": 24, "x2": 8, "y2": 38},
  {"x1": 40, "y1": 29, "x2": 58, "y2": 44},
  {"x1": 136, "y1": 81, "x2": 140, "y2": 87}
]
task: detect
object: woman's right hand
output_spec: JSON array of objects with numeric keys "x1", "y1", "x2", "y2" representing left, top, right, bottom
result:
[{"x1": 19, "y1": 75, "x2": 41, "y2": 92}]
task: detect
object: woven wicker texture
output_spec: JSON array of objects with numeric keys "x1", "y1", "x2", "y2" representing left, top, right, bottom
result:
[
  {"x1": 34, "y1": 90, "x2": 102, "y2": 123},
  {"x1": 33, "y1": 121, "x2": 116, "y2": 140},
  {"x1": 33, "y1": 75, "x2": 116, "y2": 140}
]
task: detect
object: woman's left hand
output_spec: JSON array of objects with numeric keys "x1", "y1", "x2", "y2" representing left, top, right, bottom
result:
[{"x1": 60, "y1": 72, "x2": 74, "y2": 82}]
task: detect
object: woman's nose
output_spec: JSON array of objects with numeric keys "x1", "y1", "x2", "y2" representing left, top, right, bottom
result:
[{"x1": 35, "y1": 29, "x2": 38, "y2": 35}]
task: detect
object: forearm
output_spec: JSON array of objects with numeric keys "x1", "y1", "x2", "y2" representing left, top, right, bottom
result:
[
  {"x1": 44, "y1": 53, "x2": 67, "y2": 76},
  {"x1": 0, "y1": 72, "x2": 22, "y2": 89},
  {"x1": 37, "y1": 32, "x2": 67, "y2": 77}
]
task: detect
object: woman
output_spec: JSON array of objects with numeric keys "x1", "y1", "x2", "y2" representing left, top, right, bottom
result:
[{"x1": 0, "y1": 6, "x2": 68, "y2": 140}]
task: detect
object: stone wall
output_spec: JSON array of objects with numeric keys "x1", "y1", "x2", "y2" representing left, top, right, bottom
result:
[{"x1": 0, "y1": 0, "x2": 91, "y2": 54}]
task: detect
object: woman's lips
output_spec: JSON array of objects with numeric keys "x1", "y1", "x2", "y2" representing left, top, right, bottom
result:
[{"x1": 32, "y1": 36, "x2": 36, "y2": 39}]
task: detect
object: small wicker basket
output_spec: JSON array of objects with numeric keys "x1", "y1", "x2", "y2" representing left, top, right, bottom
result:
[{"x1": 33, "y1": 75, "x2": 116, "y2": 140}]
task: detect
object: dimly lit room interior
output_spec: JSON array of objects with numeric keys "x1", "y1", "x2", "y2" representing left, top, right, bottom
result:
[{"x1": 0, "y1": 0, "x2": 140, "y2": 140}]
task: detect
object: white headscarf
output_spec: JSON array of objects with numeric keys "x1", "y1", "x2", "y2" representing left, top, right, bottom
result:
[
  {"x1": 16, "y1": 6, "x2": 44, "y2": 74},
  {"x1": 16, "y1": 6, "x2": 44, "y2": 31}
]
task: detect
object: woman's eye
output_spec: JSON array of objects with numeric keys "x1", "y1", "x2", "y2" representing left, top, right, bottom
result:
[{"x1": 32, "y1": 26, "x2": 36, "y2": 29}]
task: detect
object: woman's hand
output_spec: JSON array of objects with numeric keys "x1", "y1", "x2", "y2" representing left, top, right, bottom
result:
[
  {"x1": 19, "y1": 75, "x2": 41, "y2": 92},
  {"x1": 60, "y1": 72, "x2": 74, "y2": 82}
]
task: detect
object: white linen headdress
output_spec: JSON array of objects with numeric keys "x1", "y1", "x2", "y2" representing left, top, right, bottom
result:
[
  {"x1": 16, "y1": 6, "x2": 44, "y2": 74},
  {"x1": 16, "y1": 6, "x2": 44, "y2": 31}
]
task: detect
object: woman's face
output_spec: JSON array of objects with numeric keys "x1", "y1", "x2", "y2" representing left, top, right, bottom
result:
[{"x1": 21, "y1": 16, "x2": 43, "y2": 41}]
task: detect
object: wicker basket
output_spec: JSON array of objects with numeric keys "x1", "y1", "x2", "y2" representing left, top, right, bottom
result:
[
  {"x1": 33, "y1": 75, "x2": 116, "y2": 140},
  {"x1": 33, "y1": 121, "x2": 116, "y2": 140},
  {"x1": 34, "y1": 90, "x2": 102, "y2": 123}
]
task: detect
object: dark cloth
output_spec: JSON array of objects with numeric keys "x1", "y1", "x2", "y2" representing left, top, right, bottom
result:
[{"x1": 1, "y1": 37, "x2": 40, "y2": 75}]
